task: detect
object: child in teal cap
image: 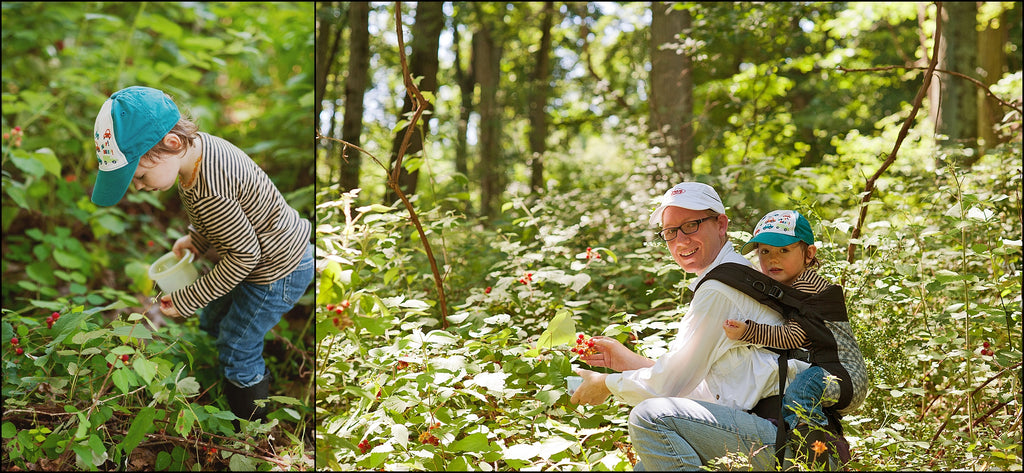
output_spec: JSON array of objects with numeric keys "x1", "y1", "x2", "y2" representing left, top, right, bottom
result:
[
  {"x1": 91, "y1": 86, "x2": 313, "y2": 426},
  {"x1": 723, "y1": 210, "x2": 868, "y2": 466}
]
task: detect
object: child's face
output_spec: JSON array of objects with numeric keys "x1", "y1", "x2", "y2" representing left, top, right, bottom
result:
[
  {"x1": 132, "y1": 154, "x2": 180, "y2": 192},
  {"x1": 755, "y1": 241, "x2": 814, "y2": 286}
]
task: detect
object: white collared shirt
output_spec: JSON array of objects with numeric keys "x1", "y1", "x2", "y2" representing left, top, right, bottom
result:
[{"x1": 605, "y1": 242, "x2": 808, "y2": 410}]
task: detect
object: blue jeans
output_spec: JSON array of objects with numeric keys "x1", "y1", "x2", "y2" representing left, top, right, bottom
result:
[
  {"x1": 629, "y1": 397, "x2": 780, "y2": 471},
  {"x1": 783, "y1": 365, "x2": 829, "y2": 430},
  {"x1": 199, "y1": 243, "x2": 314, "y2": 388}
]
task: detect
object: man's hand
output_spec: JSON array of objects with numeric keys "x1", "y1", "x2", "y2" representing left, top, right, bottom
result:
[
  {"x1": 570, "y1": 368, "x2": 611, "y2": 406},
  {"x1": 579, "y1": 336, "x2": 655, "y2": 372},
  {"x1": 159, "y1": 295, "x2": 184, "y2": 318}
]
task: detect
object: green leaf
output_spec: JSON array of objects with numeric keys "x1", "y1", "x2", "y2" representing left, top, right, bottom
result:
[
  {"x1": 176, "y1": 376, "x2": 200, "y2": 396},
  {"x1": 536, "y1": 310, "x2": 577, "y2": 350},
  {"x1": 450, "y1": 432, "x2": 498, "y2": 453},
  {"x1": 112, "y1": 368, "x2": 133, "y2": 394},
  {"x1": 173, "y1": 407, "x2": 197, "y2": 438},
  {"x1": 132, "y1": 356, "x2": 157, "y2": 384},
  {"x1": 112, "y1": 324, "x2": 153, "y2": 340},
  {"x1": 118, "y1": 407, "x2": 156, "y2": 455},
  {"x1": 33, "y1": 148, "x2": 62, "y2": 177},
  {"x1": 268, "y1": 395, "x2": 303, "y2": 406},
  {"x1": 25, "y1": 261, "x2": 56, "y2": 286},
  {"x1": 229, "y1": 452, "x2": 257, "y2": 471},
  {"x1": 9, "y1": 154, "x2": 45, "y2": 177},
  {"x1": 2, "y1": 422, "x2": 16, "y2": 439}
]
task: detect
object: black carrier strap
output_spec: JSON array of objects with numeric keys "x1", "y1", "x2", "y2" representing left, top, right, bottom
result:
[{"x1": 696, "y1": 263, "x2": 845, "y2": 467}]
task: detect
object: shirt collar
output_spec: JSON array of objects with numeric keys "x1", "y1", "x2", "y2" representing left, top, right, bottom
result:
[{"x1": 688, "y1": 241, "x2": 753, "y2": 291}]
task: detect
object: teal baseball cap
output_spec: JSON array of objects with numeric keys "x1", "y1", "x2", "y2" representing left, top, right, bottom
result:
[
  {"x1": 741, "y1": 210, "x2": 815, "y2": 254},
  {"x1": 92, "y1": 86, "x2": 180, "y2": 206}
]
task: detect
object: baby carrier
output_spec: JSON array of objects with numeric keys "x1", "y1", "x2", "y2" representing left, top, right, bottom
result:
[{"x1": 696, "y1": 262, "x2": 863, "y2": 470}]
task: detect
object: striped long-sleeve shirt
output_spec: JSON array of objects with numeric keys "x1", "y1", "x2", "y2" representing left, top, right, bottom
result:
[
  {"x1": 170, "y1": 132, "x2": 311, "y2": 316},
  {"x1": 738, "y1": 269, "x2": 831, "y2": 349}
]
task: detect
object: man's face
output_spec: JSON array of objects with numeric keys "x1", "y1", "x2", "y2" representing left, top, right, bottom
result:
[{"x1": 661, "y1": 206, "x2": 727, "y2": 274}]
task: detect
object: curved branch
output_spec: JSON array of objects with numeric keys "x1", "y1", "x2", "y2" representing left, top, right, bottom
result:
[
  {"x1": 315, "y1": 2, "x2": 449, "y2": 328},
  {"x1": 837, "y1": 65, "x2": 1023, "y2": 115},
  {"x1": 845, "y1": 2, "x2": 943, "y2": 265},
  {"x1": 393, "y1": 2, "x2": 448, "y2": 328}
]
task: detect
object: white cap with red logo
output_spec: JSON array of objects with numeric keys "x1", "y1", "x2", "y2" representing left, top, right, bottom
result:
[{"x1": 649, "y1": 182, "x2": 726, "y2": 226}]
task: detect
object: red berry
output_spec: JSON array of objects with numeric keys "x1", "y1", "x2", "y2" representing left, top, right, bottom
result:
[
  {"x1": 147, "y1": 240, "x2": 155, "y2": 247},
  {"x1": 983, "y1": 341, "x2": 990, "y2": 349},
  {"x1": 107, "y1": 362, "x2": 113, "y2": 368},
  {"x1": 121, "y1": 354, "x2": 130, "y2": 362},
  {"x1": 16, "y1": 347, "x2": 24, "y2": 355},
  {"x1": 484, "y1": 286, "x2": 492, "y2": 294},
  {"x1": 326, "y1": 304, "x2": 335, "y2": 311},
  {"x1": 341, "y1": 300, "x2": 351, "y2": 309},
  {"x1": 10, "y1": 337, "x2": 18, "y2": 345},
  {"x1": 332, "y1": 317, "x2": 340, "y2": 325},
  {"x1": 52, "y1": 312, "x2": 60, "y2": 319},
  {"x1": 335, "y1": 308, "x2": 343, "y2": 314}
]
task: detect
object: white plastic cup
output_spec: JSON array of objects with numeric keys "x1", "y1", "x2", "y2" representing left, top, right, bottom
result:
[
  {"x1": 148, "y1": 251, "x2": 199, "y2": 293},
  {"x1": 566, "y1": 376, "x2": 583, "y2": 395}
]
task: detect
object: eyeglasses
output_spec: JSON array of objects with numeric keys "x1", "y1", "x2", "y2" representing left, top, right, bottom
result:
[{"x1": 657, "y1": 216, "x2": 717, "y2": 241}]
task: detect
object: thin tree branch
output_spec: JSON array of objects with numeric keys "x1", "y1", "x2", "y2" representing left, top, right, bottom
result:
[
  {"x1": 837, "y1": 65, "x2": 1022, "y2": 115},
  {"x1": 844, "y1": 2, "x2": 943, "y2": 266},
  {"x1": 392, "y1": 1, "x2": 449, "y2": 328}
]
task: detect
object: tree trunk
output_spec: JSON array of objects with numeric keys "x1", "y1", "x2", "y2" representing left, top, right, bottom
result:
[
  {"x1": 453, "y1": 16, "x2": 475, "y2": 213},
  {"x1": 977, "y1": 5, "x2": 1008, "y2": 155},
  {"x1": 385, "y1": 1, "x2": 444, "y2": 204},
  {"x1": 649, "y1": 2, "x2": 695, "y2": 179},
  {"x1": 934, "y1": 1, "x2": 979, "y2": 166},
  {"x1": 340, "y1": 2, "x2": 369, "y2": 192},
  {"x1": 528, "y1": 2, "x2": 554, "y2": 194},
  {"x1": 475, "y1": 23, "x2": 503, "y2": 219},
  {"x1": 315, "y1": 2, "x2": 343, "y2": 143}
]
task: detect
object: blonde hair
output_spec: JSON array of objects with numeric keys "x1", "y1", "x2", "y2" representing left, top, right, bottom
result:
[{"x1": 138, "y1": 110, "x2": 199, "y2": 169}]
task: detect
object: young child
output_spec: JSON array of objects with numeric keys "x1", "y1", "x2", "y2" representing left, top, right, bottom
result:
[
  {"x1": 723, "y1": 210, "x2": 868, "y2": 464},
  {"x1": 91, "y1": 86, "x2": 314, "y2": 425}
]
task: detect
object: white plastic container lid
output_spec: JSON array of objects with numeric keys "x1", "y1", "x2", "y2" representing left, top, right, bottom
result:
[{"x1": 148, "y1": 251, "x2": 199, "y2": 293}]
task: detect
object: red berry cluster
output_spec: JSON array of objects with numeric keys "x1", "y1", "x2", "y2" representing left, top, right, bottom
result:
[
  {"x1": 46, "y1": 311, "x2": 60, "y2": 329},
  {"x1": 571, "y1": 334, "x2": 596, "y2": 355},
  {"x1": 585, "y1": 247, "x2": 601, "y2": 260},
  {"x1": 980, "y1": 340, "x2": 995, "y2": 357},
  {"x1": 418, "y1": 422, "x2": 442, "y2": 446},
  {"x1": 484, "y1": 286, "x2": 492, "y2": 294},
  {"x1": 10, "y1": 336, "x2": 23, "y2": 355},
  {"x1": 326, "y1": 299, "x2": 352, "y2": 314},
  {"x1": 358, "y1": 439, "x2": 371, "y2": 454},
  {"x1": 518, "y1": 272, "x2": 534, "y2": 285},
  {"x1": 3, "y1": 126, "x2": 23, "y2": 147},
  {"x1": 201, "y1": 445, "x2": 219, "y2": 460}
]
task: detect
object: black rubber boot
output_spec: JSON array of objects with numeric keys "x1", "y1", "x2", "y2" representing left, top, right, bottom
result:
[{"x1": 224, "y1": 369, "x2": 271, "y2": 429}]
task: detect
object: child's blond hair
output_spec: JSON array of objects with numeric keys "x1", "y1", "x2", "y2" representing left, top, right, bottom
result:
[{"x1": 138, "y1": 107, "x2": 198, "y2": 168}]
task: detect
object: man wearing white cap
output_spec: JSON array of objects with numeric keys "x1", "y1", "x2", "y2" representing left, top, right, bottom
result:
[{"x1": 571, "y1": 182, "x2": 808, "y2": 470}]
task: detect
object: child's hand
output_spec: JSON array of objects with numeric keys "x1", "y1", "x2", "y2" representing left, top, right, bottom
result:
[
  {"x1": 159, "y1": 295, "x2": 184, "y2": 318},
  {"x1": 172, "y1": 235, "x2": 199, "y2": 260},
  {"x1": 723, "y1": 319, "x2": 746, "y2": 340}
]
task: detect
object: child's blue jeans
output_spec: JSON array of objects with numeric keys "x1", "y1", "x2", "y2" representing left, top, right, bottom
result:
[
  {"x1": 199, "y1": 243, "x2": 314, "y2": 388},
  {"x1": 783, "y1": 365, "x2": 829, "y2": 429}
]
